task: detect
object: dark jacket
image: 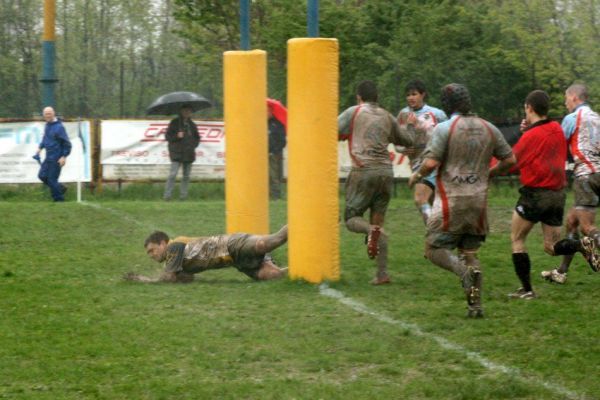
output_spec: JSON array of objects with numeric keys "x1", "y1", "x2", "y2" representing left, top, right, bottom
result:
[
  {"x1": 39, "y1": 119, "x2": 72, "y2": 161},
  {"x1": 268, "y1": 117, "x2": 286, "y2": 155},
  {"x1": 166, "y1": 117, "x2": 200, "y2": 163}
]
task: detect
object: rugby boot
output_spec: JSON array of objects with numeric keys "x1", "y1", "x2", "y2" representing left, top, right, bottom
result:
[
  {"x1": 508, "y1": 287, "x2": 537, "y2": 299},
  {"x1": 366, "y1": 226, "x2": 381, "y2": 259},
  {"x1": 463, "y1": 266, "x2": 483, "y2": 318},
  {"x1": 580, "y1": 237, "x2": 600, "y2": 272},
  {"x1": 541, "y1": 268, "x2": 567, "y2": 284},
  {"x1": 370, "y1": 272, "x2": 391, "y2": 285}
]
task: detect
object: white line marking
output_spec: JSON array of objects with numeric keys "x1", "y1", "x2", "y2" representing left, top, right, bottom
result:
[
  {"x1": 319, "y1": 283, "x2": 584, "y2": 400},
  {"x1": 79, "y1": 201, "x2": 172, "y2": 234}
]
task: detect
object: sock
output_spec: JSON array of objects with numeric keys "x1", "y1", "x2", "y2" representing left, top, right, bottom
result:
[
  {"x1": 419, "y1": 204, "x2": 432, "y2": 224},
  {"x1": 376, "y1": 232, "x2": 389, "y2": 277},
  {"x1": 512, "y1": 252, "x2": 532, "y2": 292},
  {"x1": 553, "y1": 238, "x2": 580, "y2": 255}
]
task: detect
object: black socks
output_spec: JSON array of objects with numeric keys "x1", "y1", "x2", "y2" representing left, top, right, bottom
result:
[{"x1": 512, "y1": 252, "x2": 532, "y2": 292}]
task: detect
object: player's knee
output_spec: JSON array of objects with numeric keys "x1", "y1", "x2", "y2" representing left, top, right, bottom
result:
[
  {"x1": 255, "y1": 238, "x2": 267, "y2": 254},
  {"x1": 543, "y1": 243, "x2": 556, "y2": 256}
]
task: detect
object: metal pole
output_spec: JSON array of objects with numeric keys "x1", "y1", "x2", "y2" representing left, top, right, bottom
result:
[
  {"x1": 41, "y1": 0, "x2": 58, "y2": 109},
  {"x1": 240, "y1": 0, "x2": 250, "y2": 50},
  {"x1": 307, "y1": 0, "x2": 319, "y2": 37}
]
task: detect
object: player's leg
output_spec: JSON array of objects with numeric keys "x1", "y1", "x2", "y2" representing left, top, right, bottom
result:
[
  {"x1": 163, "y1": 161, "x2": 181, "y2": 200},
  {"x1": 368, "y1": 173, "x2": 394, "y2": 284},
  {"x1": 252, "y1": 225, "x2": 288, "y2": 255},
  {"x1": 458, "y1": 246, "x2": 484, "y2": 317},
  {"x1": 509, "y1": 211, "x2": 536, "y2": 297},
  {"x1": 256, "y1": 258, "x2": 287, "y2": 280},
  {"x1": 414, "y1": 181, "x2": 434, "y2": 224}
]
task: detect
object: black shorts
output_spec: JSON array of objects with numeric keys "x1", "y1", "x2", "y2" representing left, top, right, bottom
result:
[{"x1": 515, "y1": 186, "x2": 566, "y2": 227}]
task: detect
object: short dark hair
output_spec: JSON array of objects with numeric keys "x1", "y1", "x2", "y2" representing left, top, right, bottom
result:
[
  {"x1": 525, "y1": 90, "x2": 550, "y2": 117},
  {"x1": 405, "y1": 79, "x2": 427, "y2": 95},
  {"x1": 440, "y1": 83, "x2": 471, "y2": 115},
  {"x1": 144, "y1": 231, "x2": 169, "y2": 247},
  {"x1": 356, "y1": 80, "x2": 378, "y2": 103}
]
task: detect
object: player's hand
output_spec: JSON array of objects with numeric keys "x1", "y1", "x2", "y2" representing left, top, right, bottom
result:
[
  {"x1": 408, "y1": 172, "x2": 422, "y2": 189},
  {"x1": 177, "y1": 131, "x2": 184, "y2": 139},
  {"x1": 123, "y1": 272, "x2": 139, "y2": 281},
  {"x1": 406, "y1": 112, "x2": 418, "y2": 126},
  {"x1": 519, "y1": 119, "x2": 528, "y2": 133},
  {"x1": 58, "y1": 156, "x2": 66, "y2": 167}
]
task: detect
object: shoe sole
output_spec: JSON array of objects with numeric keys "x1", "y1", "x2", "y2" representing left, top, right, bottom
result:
[
  {"x1": 367, "y1": 227, "x2": 381, "y2": 259},
  {"x1": 581, "y1": 238, "x2": 600, "y2": 272},
  {"x1": 541, "y1": 271, "x2": 566, "y2": 284}
]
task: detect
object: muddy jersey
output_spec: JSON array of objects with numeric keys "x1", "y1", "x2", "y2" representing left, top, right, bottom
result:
[
  {"x1": 397, "y1": 104, "x2": 448, "y2": 170},
  {"x1": 338, "y1": 102, "x2": 413, "y2": 169},
  {"x1": 423, "y1": 114, "x2": 513, "y2": 235},
  {"x1": 164, "y1": 235, "x2": 233, "y2": 274},
  {"x1": 562, "y1": 104, "x2": 600, "y2": 177}
]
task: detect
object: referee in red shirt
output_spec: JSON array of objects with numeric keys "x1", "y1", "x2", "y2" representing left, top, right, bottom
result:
[{"x1": 509, "y1": 90, "x2": 568, "y2": 299}]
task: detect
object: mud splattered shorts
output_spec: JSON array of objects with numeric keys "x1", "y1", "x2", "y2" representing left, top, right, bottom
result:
[
  {"x1": 573, "y1": 173, "x2": 600, "y2": 208},
  {"x1": 227, "y1": 234, "x2": 266, "y2": 280},
  {"x1": 344, "y1": 167, "x2": 394, "y2": 221}
]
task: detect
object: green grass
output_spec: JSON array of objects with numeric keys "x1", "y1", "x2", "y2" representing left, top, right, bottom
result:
[{"x1": 1, "y1": 182, "x2": 599, "y2": 399}]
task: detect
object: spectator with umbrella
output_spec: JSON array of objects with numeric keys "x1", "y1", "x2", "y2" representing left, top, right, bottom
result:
[{"x1": 146, "y1": 91, "x2": 211, "y2": 201}]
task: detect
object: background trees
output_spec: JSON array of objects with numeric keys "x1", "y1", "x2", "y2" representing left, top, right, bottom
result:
[{"x1": 0, "y1": 0, "x2": 598, "y2": 119}]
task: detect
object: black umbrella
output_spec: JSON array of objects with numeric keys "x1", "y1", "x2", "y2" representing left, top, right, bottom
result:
[{"x1": 146, "y1": 91, "x2": 212, "y2": 115}]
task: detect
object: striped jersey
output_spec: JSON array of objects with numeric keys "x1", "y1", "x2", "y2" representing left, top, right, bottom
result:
[{"x1": 562, "y1": 104, "x2": 600, "y2": 177}]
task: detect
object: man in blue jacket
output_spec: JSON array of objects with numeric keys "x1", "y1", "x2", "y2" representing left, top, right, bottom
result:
[{"x1": 36, "y1": 107, "x2": 72, "y2": 202}]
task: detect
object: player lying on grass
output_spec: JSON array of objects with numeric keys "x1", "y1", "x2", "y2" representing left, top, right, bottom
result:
[{"x1": 124, "y1": 226, "x2": 289, "y2": 283}]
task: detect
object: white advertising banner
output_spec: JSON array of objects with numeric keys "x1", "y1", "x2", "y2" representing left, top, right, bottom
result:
[
  {"x1": 100, "y1": 120, "x2": 226, "y2": 180},
  {"x1": 100, "y1": 119, "x2": 412, "y2": 181},
  {"x1": 0, "y1": 121, "x2": 91, "y2": 183}
]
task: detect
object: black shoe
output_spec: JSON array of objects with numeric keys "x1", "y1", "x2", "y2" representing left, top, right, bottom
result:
[{"x1": 60, "y1": 184, "x2": 67, "y2": 194}]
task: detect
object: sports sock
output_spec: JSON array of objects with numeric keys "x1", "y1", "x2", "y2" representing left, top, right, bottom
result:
[
  {"x1": 512, "y1": 252, "x2": 532, "y2": 292},
  {"x1": 376, "y1": 232, "x2": 389, "y2": 277},
  {"x1": 556, "y1": 232, "x2": 578, "y2": 272},
  {"x1": 419, "y1": 204, "x2": 432, "y2": 224},
  {"x1": 426, "y1": 248, "x2": 466, "y2": 277},
  {"x1": 553, "y1": 238, "x2": 580, "y2": 255}
]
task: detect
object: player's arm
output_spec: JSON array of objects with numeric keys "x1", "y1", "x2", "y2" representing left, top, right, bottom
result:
[
  {"x1": 408, "y1": 158, "x2": 439, "y2": 188},
  {"x1": 338, "y1": 107, "x2": 355, "y2": 141},
  {"x1": 122, "y1": 271, "x2": 193, "y2": 283},
  {"x1": 489, "y1": 125, "x2": 517, "y2": 177},
  {"x1": 391, "y1": 115, "x2": 414, "y2": 147}
]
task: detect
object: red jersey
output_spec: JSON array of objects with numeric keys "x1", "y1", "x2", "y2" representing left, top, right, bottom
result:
[{"x1": 513, "y1": 120, "x2": 566, "y2": 190}]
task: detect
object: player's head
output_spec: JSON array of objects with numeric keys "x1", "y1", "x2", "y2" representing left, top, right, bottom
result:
[
  {"x1": 356, "y1": 80, "x2": 378, "y2": 103},
  {"x1": 405, "y1": 79, "x2": 427, "y2": 110},
  {"x1": 440, "y1": 83, "x2": 471, "y2": 116},
  {"x1": 524, "y1": 90, "x2": 550, "y2": 119},
  {"x1": 565, "y1": 83, "x2": 588, "y2": 113},
  {"x1": 144, "y1": 231, "x2": 170, "y2": 262}
]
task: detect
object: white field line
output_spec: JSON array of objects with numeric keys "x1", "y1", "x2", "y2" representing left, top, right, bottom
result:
[
  {"x1": 75, "y1": 201, "x2": 585, "y2": 399},
  {"x1": 79, "y1": 201, "x2": 172, "y2": 235},
  {"x1": 319, "y1": 283, "x2": 584, "y2": 400}
]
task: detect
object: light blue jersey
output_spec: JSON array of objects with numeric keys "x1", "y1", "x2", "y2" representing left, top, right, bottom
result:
[{"x1": 397, "y1": 104, "x2": 448, "y2": 187}]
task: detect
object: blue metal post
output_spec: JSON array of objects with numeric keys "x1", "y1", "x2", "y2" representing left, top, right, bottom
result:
[
  {"x1": 41, "y1": 41, "x2": 58, "y2": 108},
  {"x1": 307, "y1": 0, "x2": 319, "y2": 37},
  {"x1": 41, "y1": 0, "x2": 58, "y2": 109},
  {"x1": 240, "y1": 0, "x2": 250, "y2": 50}
]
